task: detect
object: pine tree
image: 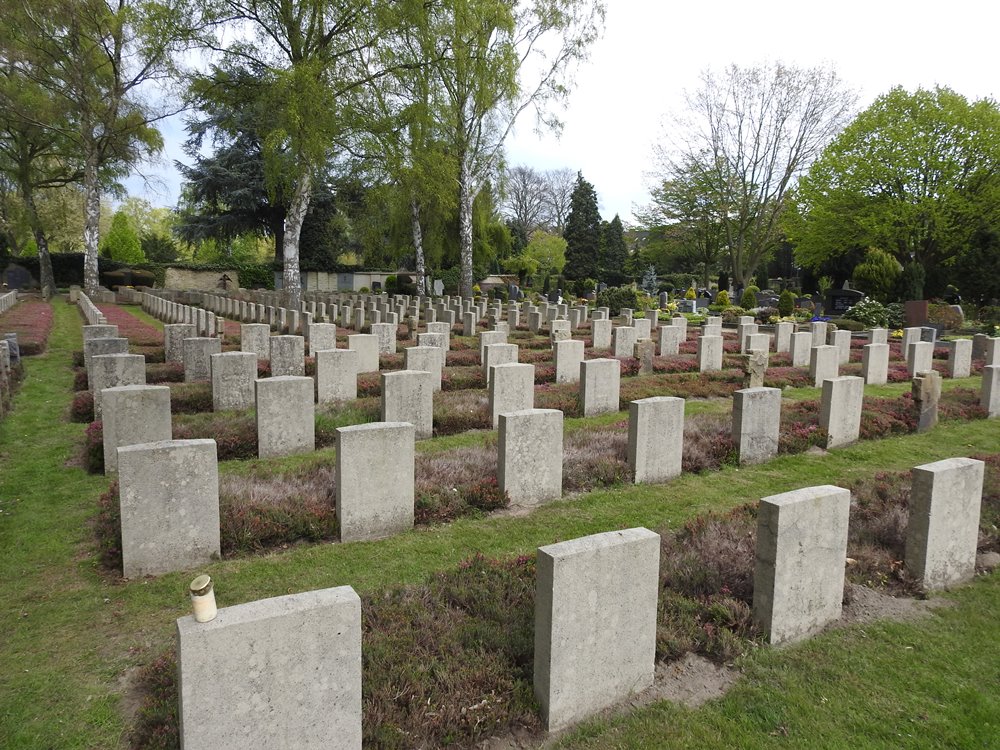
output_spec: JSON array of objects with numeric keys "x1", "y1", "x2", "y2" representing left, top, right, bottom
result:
[
  {"x1": 600, "y1": 213, "x2": 628, "y2": 285},
  {"x1": 100, "y1": 212, "x2": 145, "y2": 264},
  {"x1": 563, "y1": 171, "x2": 602, "y2": 280}
]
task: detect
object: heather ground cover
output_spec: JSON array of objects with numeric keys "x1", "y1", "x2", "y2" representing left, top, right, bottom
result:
[{"x1": 2, "y1": 298, "x2": 996, "y2": 749}]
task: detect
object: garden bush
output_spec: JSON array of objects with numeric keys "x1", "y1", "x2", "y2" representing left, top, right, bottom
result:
[{"x1": 596, "y1": 285, "x2": 641, "y2": 315}]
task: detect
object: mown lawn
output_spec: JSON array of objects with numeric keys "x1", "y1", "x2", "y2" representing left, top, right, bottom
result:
[{"x1": 0, "y1": 297, "x2": 997, "y2": 748}]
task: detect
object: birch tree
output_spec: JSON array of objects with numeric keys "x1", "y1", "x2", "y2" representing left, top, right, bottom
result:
[{"x1": 430, "y1": 0, "x2": 605, "y2": 297}]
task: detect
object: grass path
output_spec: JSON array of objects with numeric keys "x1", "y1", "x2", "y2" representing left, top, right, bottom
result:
[{"x1": 0, "y1": 298, "x2": 997, "y2": 748}]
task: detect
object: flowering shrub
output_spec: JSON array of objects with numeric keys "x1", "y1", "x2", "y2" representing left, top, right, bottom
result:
[
  {"x1": 0, "y1": 298, "x2": 54, "y2": 355},
  {"x1": 843, "y1": 297, "x2": 890, "y2": 327}
]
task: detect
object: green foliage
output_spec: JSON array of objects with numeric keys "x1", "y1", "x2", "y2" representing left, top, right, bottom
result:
[
  {"x1": 438, "y1": 267, "x2": 461, "y2": 294},
  {"x1": 739, "y1": 285, "x2": 759, "y2": 309},
  {"x1": 851, "y1": 248, "x2": 900, "y2": 302},
  {"x1": 600, "y1": 214, "x2": 628, "y2": 284},
  {"x1": 596, "y1": 285, "x2": 640, "y2": 315},
  {"x1": 563, "y1": 171, "x2": 602, "y2": 280},
  {"x1": 140, "y1": 233, "x2": 178, "y2": 263},
  {"x1": 897, "y1": 260, "x2": 926, "y2": 301},
  {"x1": 790, "y1": 86, "x2": 1000, "y2": 285},
  {"x1": 685, "y1": 286, "x2": 697, "y2": 300},
  {"x1": 715, "y1": 289, "x2": 731, "y2": 307},
  {"x1": 524, "y1": 230, "x2": 566, "y2": 276},
  {"x1": 842, "y1": 297, "x2": 890, "y2": 327},
  {"x1": 778, "y1": 288, "x2": 795, "y2": 316},
  {"x1": 927, "y1": 303, "x2": 963, "y2": 331},
  {"x1": 100, "y1": 212, "x2": 145, "y2": 264},
  {"x1": 640, "y1": 265, "x2": 658, "y2": 296}
]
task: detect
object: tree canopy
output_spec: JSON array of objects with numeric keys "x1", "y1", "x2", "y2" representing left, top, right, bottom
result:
[
  {"x1": 789, "y1": 86, "x2": 1000, "y2": 299},
  {"x1": 563, "y1": 171, "x2": 601, "y2": 280}
]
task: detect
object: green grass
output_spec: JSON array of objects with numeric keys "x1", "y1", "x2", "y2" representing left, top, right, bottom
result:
[{"x1": 1, "y1": 298, "x2": 997, "y2": 748}]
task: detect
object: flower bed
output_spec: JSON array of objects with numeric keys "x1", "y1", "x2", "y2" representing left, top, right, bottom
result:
[
  {"x1": 0, "y1": 298, "x2": 53, "y2": 356},
  {"x1": 96, "y1": 304, "x2": 163, "y2": 346},
  {"x1": 128, "y1": 452, "x2": 1000, "y2": 749}
]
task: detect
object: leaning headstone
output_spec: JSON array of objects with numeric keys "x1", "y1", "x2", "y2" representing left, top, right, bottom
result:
[
  {"x1": 336, "y1": 422, "x2": 415, "y2": 542},
  {"x1": 255, "y1": 376, "x2": 315, "y2": 458},
  {"x1": 91, "y1": 353, "x2": 145, "y2": 418},
  {"x1": 489, "y1": 362, "x2": 535, "y2": 428},
  {"x1": 752, "y1": 485, "x2": 851, "y2": 644},
  {"x1": 861, "y1": 343, "x2": 889, "y2": 385},
  {"x1": 101, "y1": 385, "x2": 171, "y2": 474},
  {"x1": 176, "y1": 586, "x2": 362, "y2": 750},
  {"x1": 982, "y1": 365, "x2": 1000, "y2": 417},
  {"x1": 809, "y1": 345, "x2": 839, "y2": 387},
  {"x1": 118, "y1": 438, "x2": 220, "y2": 578},
  {"x1": 628, "y1": 397, "x2": 683, "y2": 484},
  {"x1": 315, "y1": 348, "x2": 359, "y2": 403},
  {"x1": 733, "y1": 387, "x2": 781, "y2": 465},
  {"x1": 947, "y1": 339, "x2": 972, "y2": 379},
  {"x1": 211, "y1": 352, "x2": 257, "y2": 411},
  {"x1": 820, "y1": 376, "x2": 864, "y2": 448},
  {"x1": 905, "y1": 457, "x2": 985, "y2": 591},
  {"x1": 381, "y1": 370, "x2": 433, "y2": 439},
  {"x1": 269, "y1": 335, "x2": 305, "y2": 377},
  {"x1": 912, "y1": 370, "x2": 941, "y2": 432},
  {"x1": 534, "y1": 528, "x2": 660, "y2": 731},
  {"x1": 498, "y1": 408, "x2": 563, "y2": 506},
  {"x1": 553, "y1": 339, "x2": 584, "y2": 384},
  {"x1": 580, "y1": 358, "x2": 621, "y2": 417}
]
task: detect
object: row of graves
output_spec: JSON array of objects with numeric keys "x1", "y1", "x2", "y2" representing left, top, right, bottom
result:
[{"x1": 72, "y1": 286, "x2": 1000, "y2": 747}]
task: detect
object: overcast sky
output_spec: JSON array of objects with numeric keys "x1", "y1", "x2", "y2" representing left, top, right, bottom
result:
[{"x1": 127, "y1": 1, "x2": 1000, "y2": 225}]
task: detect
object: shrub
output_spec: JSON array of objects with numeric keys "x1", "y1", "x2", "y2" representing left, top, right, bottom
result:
[
  {"x1": 778, "y1": 288, "x2": 795, "y2": 316},
  {"x1": 755, "y1": 306, "x2": 779, "y2": 324},
  {"x1": 739, "y1": 285, "x2": 759, "y2": 309},
  {"x1": 715, "y1": 289, "x2": 730, "y2": 307},
  {"x1": 70, "y1": 391, "x2": 94, "y2": 422},
  {"x1": 843, "y1": 297, "x2": 890, "y2": 327},
  {"x1": 684, "y1": 286, "x2": 697, "y2": 300},
  {"x1": 927, "y1": 303, "x2": 963, "y2": 331},
  {"x1": 829, "y1": 317, "x2": 865, "y2": 332},
  {"x1": 596, "y1": 285, "x2": 641, "y2": 315}
]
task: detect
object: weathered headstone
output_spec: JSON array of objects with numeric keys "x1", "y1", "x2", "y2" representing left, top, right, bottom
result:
[
  {"x1": 947, "y1": 339, "x2": 972, "y2": 379},
  {"x1": 347, "y1": 333, "x2": 379, "y2": 373},
  {"x1": 553, "y1": 339, "x2": 584, "y2": 384},
  {"x1": 381, "y1": 370, "x2": 433, "y2": 439},
  {"x1": 861, "y1": 343, "x2": 889, "y2": 385},
  {"x1": 269, "y1": 335, "x2": 305, "y2": 377},
  {"x1": 628, "y1": 397, "x2": 683, "y2": 484},
  {"x1": 255, "y1": 376, "x2": 315, "y2": 458},
  {"x1": 176, "y1": 586, "x2": 362, "y2": 750},
  {"x1": 211, "y1": 352, "x2": 257, "y2": 411},
  {"x1": 118, "y1": 438, "x2": 220, "y2": 577},
  {"x1": 611, "y1": 326, "x2": 637, "y2": 358},
  {"x1": 315, "y1": 349, "x2": 358, "y2": 404},
  {"x1": 912, "y1": 370, "x2": 941, "y2": 432},
  {"x1": 982, "y1": 365, "x2": 1000, "y2": 417},
  {"x1": 752, "y1": 485, "x2": 851, "y2": 644},
  {"x1": 905, "y1": 457, "x2": 985, "y2": 590},
  {"x1": 489, "y1": 362, "x2": 535, "y2": 428},
  {"x1": 101, "y1": 385, "x2": 171, "y2": 474},
  {"x1": 809, "y1": 345, "x2": 839, "y2": 387},
  {"x1": 697, "y1": 334, "x2": 723, "y2": 372},
  {"x1": 591, "y1": 318, "x2": 612, "y2": 349},
  {"x1": 820, "y1": 376, "x2": 864, "y2": 448},
  {"x1": 634, "y1": 339, "x2": 655, "y2": 375},
  {"x1": 733, "y1": 387, "x2": 781, "y2": 465},
  {"x1": 336, "y1": 422, "x2": 415, "y2": 542},
  {"x1": 404, "y1": 345, "x2": 443, "y2": 391},
  {"x1": 91, "y1": 353, "x2": 145, "y2": 418},
  {"x1": 534, "y1": 528, "x2": 659, "y2": 731},
  {"x1": 498, "y1": 409, "x2": 563, "y2": 506},
  {"x1": 580, "y1": 358, "x2": 621, "y2": 417}
]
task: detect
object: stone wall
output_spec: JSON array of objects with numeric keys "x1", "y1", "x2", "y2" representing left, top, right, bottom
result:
[{"x1": 163, "y1": 267, "x2": 240, "y2": 292}]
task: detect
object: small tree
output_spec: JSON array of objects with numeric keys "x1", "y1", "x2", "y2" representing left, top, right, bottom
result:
[
  {"x1": 740, "y1": 286, "x2": 759, "y2": 309},
  {"x1": 640, "y1": 265, "x2": 658, "y2": 296},
  {"x1": 852, "y1": 247, "x2": 900, "y2": 302},
  {"x1": 100, "y1": 211, "x2": 144, "y2": 264},
  {"x1": 778, "y1": 289, "x2": 795, "y2": 316}
]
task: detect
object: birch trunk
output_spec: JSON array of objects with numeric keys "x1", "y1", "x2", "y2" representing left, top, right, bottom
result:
[
  {"x1": 282, "y1": 172, "x2": 311, "y2": 309},
  {"x1": 410, "y1": 197, "x2": 426, "y2": 296},
  {"x1": 458, "y1": 157, "x2": 474, "y2": 298},
  {"x1": 83, "y1": 151, "x2": 101, "y2": 296}
]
